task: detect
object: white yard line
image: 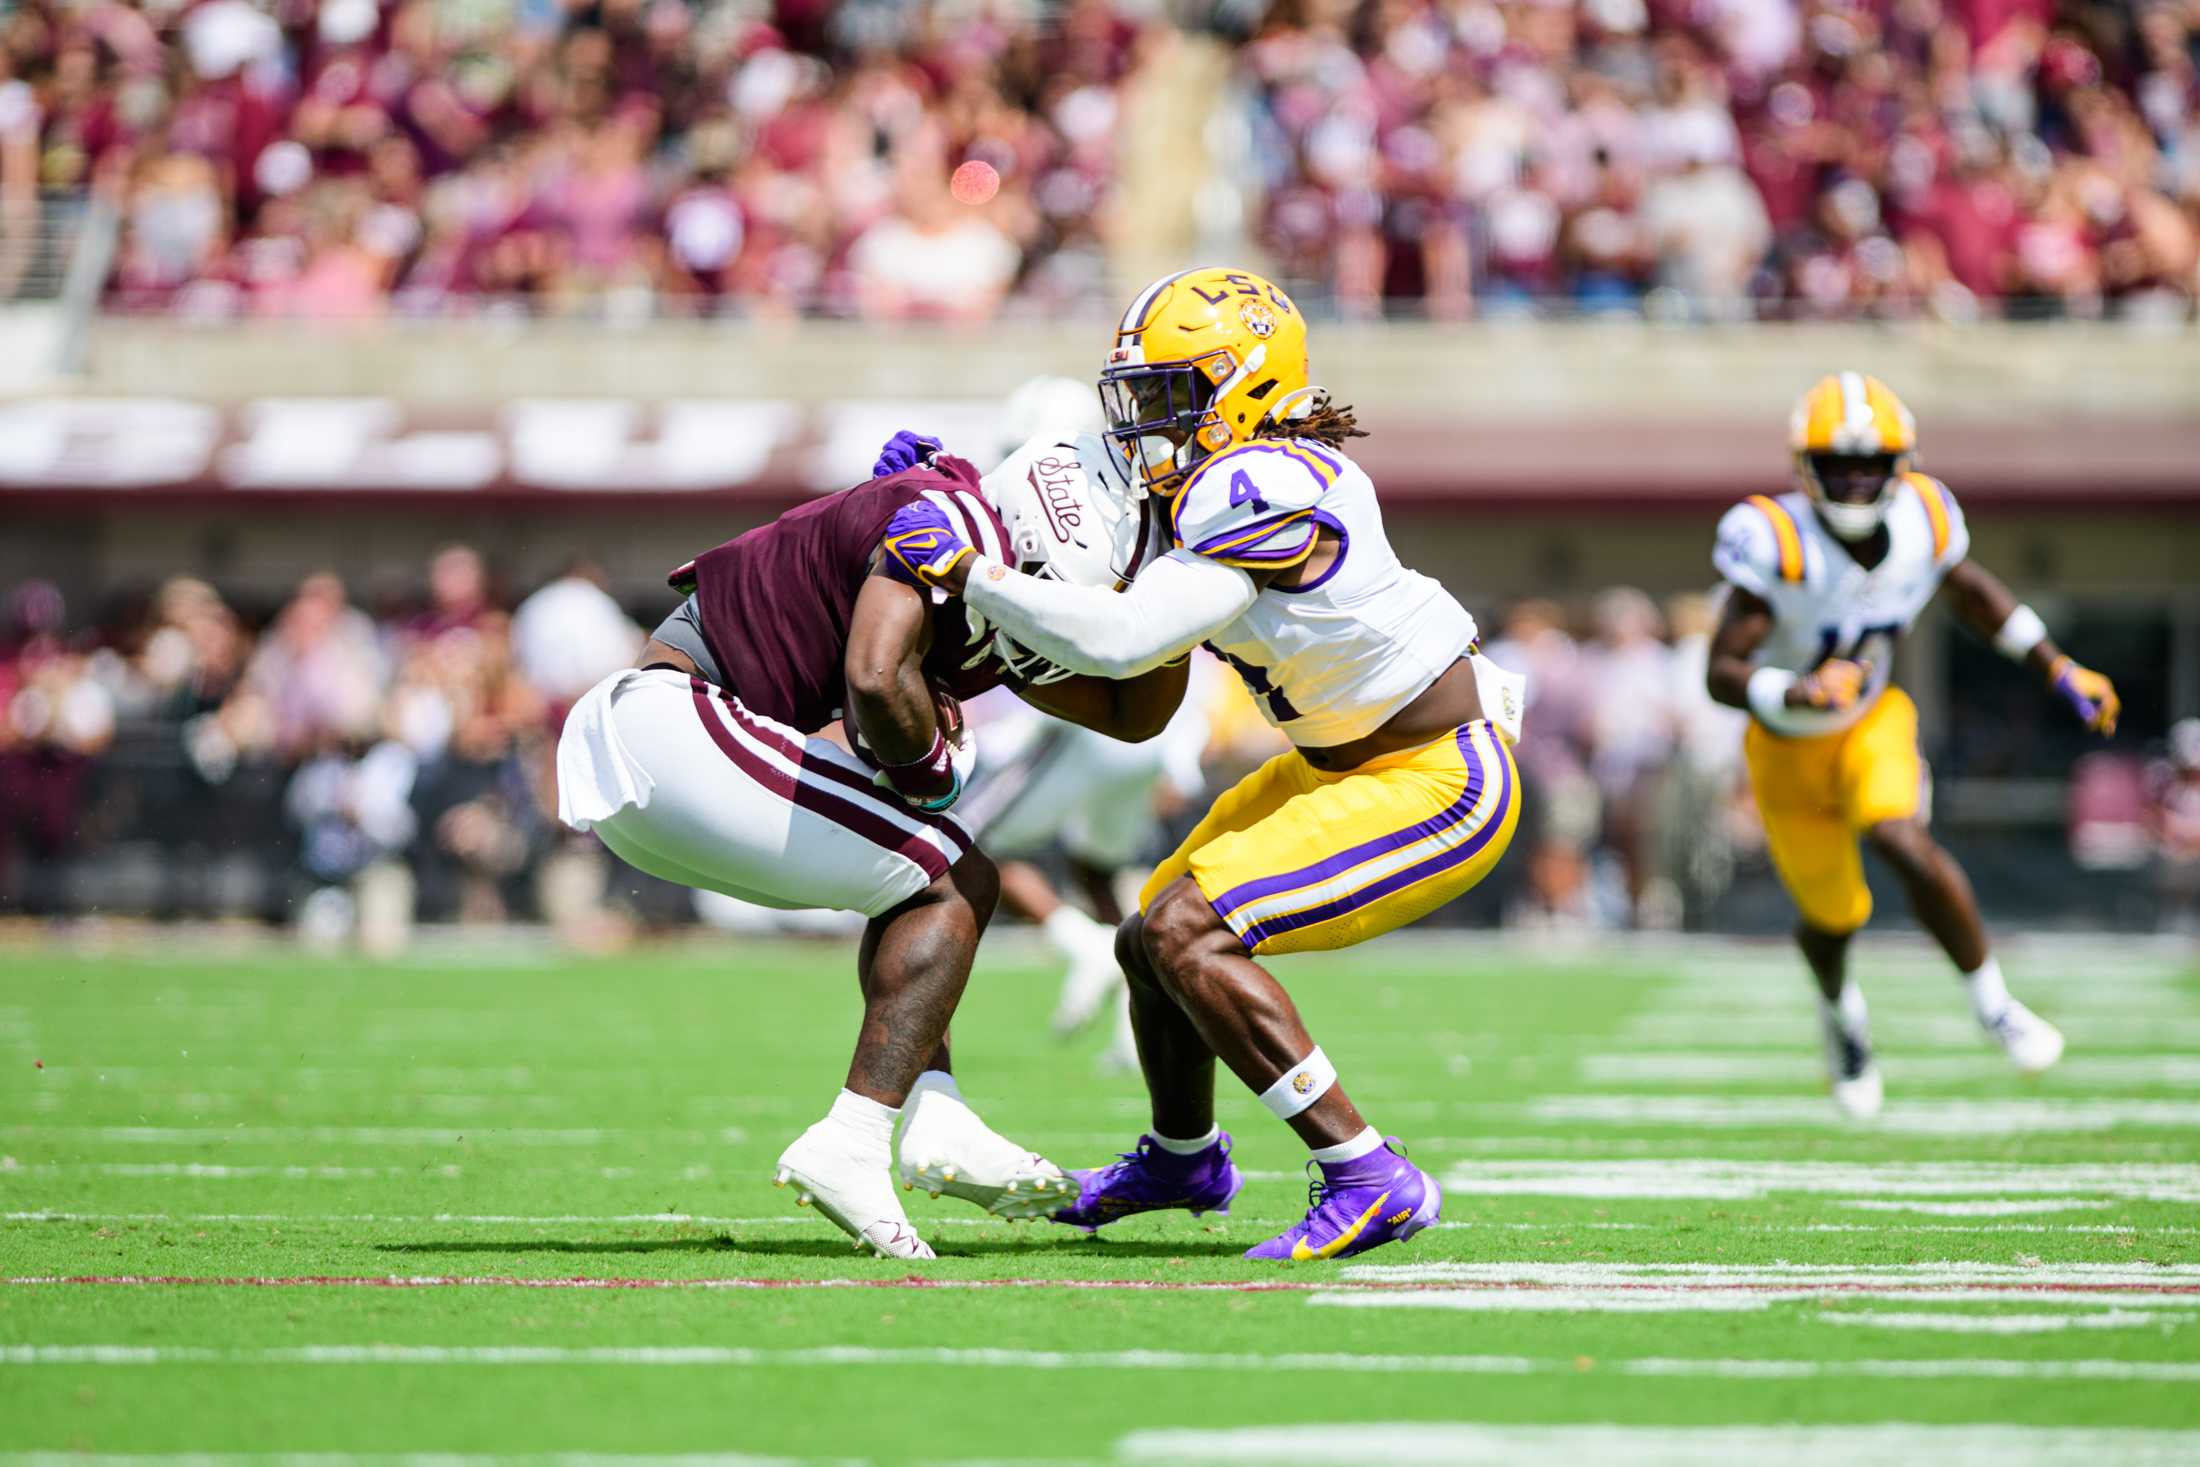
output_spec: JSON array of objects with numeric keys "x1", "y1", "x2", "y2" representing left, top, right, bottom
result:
[
  {"x1": 1, "y1": 1164, "x2": 471, "y2": 1180},
  {"x1": 0, "y1": 1162, "x2": 1302, "y2": 1186},
  {"x1": 1817, "y1": 1310, "x2": 2196, "y2": 1334},
  {"x1": 1622, "y1": 1356, "x2": 2200, "y2": 1381},
  {"x1": 7, "y1": 1211, "x2": 2192, "y2": 1237},
  {"x1": 16, "y1": 1126, "x2": 745, "y2": 1147},
  {"x1": 0, "y1": 1459, "x2": 850, "y2": 1467},
  {"x1": 1433, "y1": 1158, "x2": 2200, "y2": 1202},
  {"x1": 1524, "y1": 1095, "x2": 2200, "y2": 1134},
  {"x1": 1115, "y1": 1424, "x2": 2200, "y2": 1466},
  {"x1": 1314, "y1": 1288, "x2": 2200, "y2": 1313},
  {"x1": 1335, "y1": 1261, "x2": 2200, "y2": 1287},
  {"x1": 1834, "y1": 1198, "x2": 2111, "y2": 1216},
  {"x1": 5, "y1": 1344, "x2": 2197, "y2": 1383},
  {"x1": 5, "y1": 1213, "x2": 2182, "y2": 1240},
  {"x1": 0, "y1": 1212, "x2": 1065, "y2": 1229},
  {"x1": 1799, "y1": 1223, "x2": 2198, "y2": 1235},
  {"x1": 1577, "y1": 1053, "x2": 2200, "y2": 1086},
  {"x1": 1619, "y1": 1015, "x2": 2200, "y2": 1047}
]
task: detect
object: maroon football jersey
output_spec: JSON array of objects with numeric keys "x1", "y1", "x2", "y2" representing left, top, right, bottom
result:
[{"x1": 671, "y1": 456, "x2": 1015, "y2": 733}]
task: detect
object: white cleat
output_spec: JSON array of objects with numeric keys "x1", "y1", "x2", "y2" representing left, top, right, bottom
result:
[
  {"x1": 1986, "y1": 1000, "x2": 2065, "y2": 1076},
  {"x1": 1830, "y1": 1063, "x2": 1885, "y2": 1121},
  {"x1": 775, "y1": 1122, "x2": 935, "y2": 1261},
  {"x1": 897, "y1": 1085, "x2": 1074, "y2": 1221},
  {"x1": 1822, "y1": 1013, "x2": 1883, "y2": 1121}
]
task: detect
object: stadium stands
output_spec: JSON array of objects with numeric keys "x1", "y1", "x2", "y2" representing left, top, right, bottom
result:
[{"x1": 0, "y1": 0, "x2": 2190, "y2": 318}]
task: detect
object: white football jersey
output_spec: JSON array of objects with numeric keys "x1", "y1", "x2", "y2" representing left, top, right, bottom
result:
[
  {"x1": 1712, "y1": 473, "x2": 1970, "y2": 735},
  {"x1": 1171, "y1": 437, "x2": 1478, "y2": 746}
]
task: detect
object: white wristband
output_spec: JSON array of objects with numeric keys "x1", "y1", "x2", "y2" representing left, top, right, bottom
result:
[
  {"x1": 1746, "y1": 666, "x2": 1831, "y2": 737},
  {"x1": 1993, "y1": 604, "x2": 2048, "y2": 661},
  {"x1": 1746, "y1": 666, "x2": 1798, "y2": 723},
  {"x1": 1258, "y1": 1046, "x2": 1337, "y2": 1121}
]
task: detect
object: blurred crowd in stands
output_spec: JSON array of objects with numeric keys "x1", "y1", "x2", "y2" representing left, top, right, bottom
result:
[
  {"x1": 5, "y1": 558, "x2": 2195, "y2": 941},
  {"x1": 0, "y1": 0, "x2": 2190, "y2": 319},
  {"x1": 0, "y1": 553, "x2": 644, "y2": 944}
]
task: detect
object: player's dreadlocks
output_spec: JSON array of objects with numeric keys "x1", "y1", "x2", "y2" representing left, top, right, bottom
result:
[{"x1": 1255, "y1": 392, "x2": 1366, "y2": 449}]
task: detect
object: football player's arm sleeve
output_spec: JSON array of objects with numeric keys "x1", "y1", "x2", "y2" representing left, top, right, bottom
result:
[
  {"x1": 963, "y1": 549, "x2": 1258, "y2": 680},
  {"x1": 1710, "y1": 503, "x2": 1777, "y2": 599}
]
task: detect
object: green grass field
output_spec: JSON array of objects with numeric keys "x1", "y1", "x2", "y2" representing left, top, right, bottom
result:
[{"x1": 4, "y1": 930, "x2": 2198, "y2": 1465}]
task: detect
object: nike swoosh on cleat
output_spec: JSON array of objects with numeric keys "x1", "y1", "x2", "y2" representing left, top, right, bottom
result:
[{"x1": 1290, "y1": 1189, "x2": 1390, "y2": 1262}]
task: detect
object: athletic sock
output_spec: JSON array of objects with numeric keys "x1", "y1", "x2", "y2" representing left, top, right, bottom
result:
[
  {"x1": 1150, "y1": 1125, "x2": 1220, "y2": 1156},
  {"x1": 1313, "y1": 1127, "x2": 1391, "y2": 1185},
  {"x1": 907, "y1": 1069, "x2": 962, "y2": 1103},
  {"x1": 1822, "y1": 979, "x2": 1869, "y2": 1039},
  {"x1": 1042, "y1": 905, "x2": 1107, "y2": 960},
  {"x1": 1964, "y1": 955, "x2": 2010, "y2": 1024},
  {"x1": 826, "y1": 1088, "x2": 899, "y2": 1163},
  {"x1": 897, "y1": 1069, "x2": 966, "y2": 1146}
]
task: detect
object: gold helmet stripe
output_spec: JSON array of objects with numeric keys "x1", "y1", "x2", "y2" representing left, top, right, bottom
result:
[
  {"x1": 1907, "y1": 472, "x2": 1952, "y2": 560},
  {"x1": 1801, "y1": 377, "x2": 1843, "y2": 449},
  {"x1": 1869, "y1": 379, "x2": 1913, "y2": 451},
  {"x1": 1746, "y1": 494, "x2": 1807, "y2": 583}
]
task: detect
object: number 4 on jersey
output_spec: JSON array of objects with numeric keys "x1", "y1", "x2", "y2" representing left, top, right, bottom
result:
[{"x1": 1229, "y1": 470, "x2": 1267, "y2": 514}]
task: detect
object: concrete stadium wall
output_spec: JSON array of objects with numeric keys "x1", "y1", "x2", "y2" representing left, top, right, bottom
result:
[
  {"x1": 59, "y1": 317, "x2": 2200, "y2": 420},
  {"x1": 4, "y1": 312, "x2": 2193, "y2": 608},
  {"x1": 11, "y1": 495, "x2": 2192, "y2": 613}
]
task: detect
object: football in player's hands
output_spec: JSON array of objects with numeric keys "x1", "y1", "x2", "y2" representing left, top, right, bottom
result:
[
  {"x1": 930, "y1": 683, "x2": 966, "y2": 750},
  {"x1": 1795, "y1": 658, "x2": 1871, "y2": 712}
]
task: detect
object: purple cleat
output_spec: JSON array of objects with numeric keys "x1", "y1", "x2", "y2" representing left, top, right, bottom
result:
[
  {"x1": 1051, "y1": 1133, "x2": 1243, "y2": 1232},
  {"x1": 1244, "y1": 1138, "x2": 1440, "y2": 1262}
]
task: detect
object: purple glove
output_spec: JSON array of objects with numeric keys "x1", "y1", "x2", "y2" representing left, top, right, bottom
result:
[
  {"x1": 872, "y1": 431, "x2": 944, "y2": 478},
  {"x1": 879, "y1": 501, "x2": 972, "y2": 589}
]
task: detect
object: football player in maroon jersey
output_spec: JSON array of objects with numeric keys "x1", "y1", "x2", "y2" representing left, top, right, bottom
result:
[{"x1": 556, "y1": 445, "x2": 1179, "y2": 1258}]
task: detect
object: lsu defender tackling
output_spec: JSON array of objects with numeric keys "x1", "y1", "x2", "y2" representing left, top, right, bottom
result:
[
  {"x1": 1707, "y1": 372, "x2": 2121, "y2": 1118},
  {"x1": 881, "y1": 267, "x2": 1525, "y2": 1262}
]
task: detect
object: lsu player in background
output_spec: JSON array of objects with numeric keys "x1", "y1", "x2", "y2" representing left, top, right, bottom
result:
[
  {"x1": 880, "y1": 267, "x2": 1525, "y2": 1262},
  {"x1": 1707, "y1": 372, "x2": 2121, "y2": 1118}
]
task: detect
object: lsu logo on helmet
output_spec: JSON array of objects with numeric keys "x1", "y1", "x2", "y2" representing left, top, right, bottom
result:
[{"x1": 1100, "y1": 266, "x2": 1313, "y2": 496}]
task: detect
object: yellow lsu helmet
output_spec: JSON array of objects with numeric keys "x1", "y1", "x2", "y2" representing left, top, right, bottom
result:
[
  {"x1": 1790, "y1": 371, "x2": 1918, "y2": 541},
  {"x1": 1099, "y1": 266, "x2": 1312, "y2": 497}
]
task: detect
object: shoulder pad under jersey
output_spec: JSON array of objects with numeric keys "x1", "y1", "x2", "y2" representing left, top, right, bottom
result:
[
  {"x1": 1713, "y1": 493, "x2": 1810, "y2": 598},
  {"x1": 1167, "y1": 439, "x2": 1344, "y2": 569},
  {"x1": 1902, "y1": 472, "x2": 1970, "y2": 568}
]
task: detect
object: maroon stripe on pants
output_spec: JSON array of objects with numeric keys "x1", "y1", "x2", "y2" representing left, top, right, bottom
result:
[
  {"x1": 689, "y1": 687, "x2": 952, "y2": 884},
  {"x1": 699, "y1": 680, "x2": 973, "y2": 852}
]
